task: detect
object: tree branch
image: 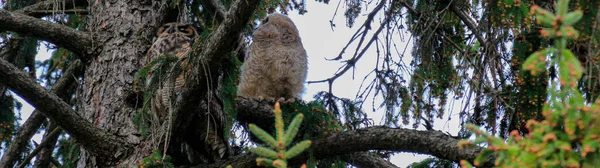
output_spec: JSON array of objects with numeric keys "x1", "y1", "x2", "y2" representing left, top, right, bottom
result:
[
  {"x1": 193, "y1": 151, "x2": 402, "y2": 168},
  {"x1": 199, "y1": 126, "x2": 483, "y2": 167},
  {"x1": 32, "y1": 122, "x2": 61, "y2": 168},
  {"x1": 0, "y1": 58, "x2": 82, "y2": 168},
  {"x1": 15, "y1": 0, "x2": 84, "y2": 12},
  {"x1": 0, "y1": 9, "x2": 94, "y2": 62},
  {"x1": 15, "y1": 0, "x2": 88, "y2": 17},
  {"x1": 234, "y1": 98, "x2": 488, "y2": 166},
  {"x1": 448, "y1": 4, "x2": 487, "y2": 48},
  {"x1": 0, "y1": 109, "x2": 45, "y2": 168},
  {"x1": 0, "y1": 58, "x2": 131, "y2": 160},
  {"x1": 310, "y1": 127, "x2": 480, "y2": 163},
  {"x1": 23, "y1": 9, "x2": 88, "y2": 16},
  {"x1": 0, "y1": 2, "x2": 89, "y2": 164},
  {"x1": 200, "y1": 0, "x2": 227, "y2": 22},
  {"x1": 170, "y1": 0, "x2": 260, "y2": 145},
  {"x1": 17, "y1": 127, "x2": 61, "y2": 168},
  {"x1": 307, "y1": 0, "x2": 391, "y2": 84},
  {"x1": 341, "y1": 152, "x2": 399, "y2": 168},
  {"x1": 50, "y1": 157, "x2": 63, "y2": 168}
]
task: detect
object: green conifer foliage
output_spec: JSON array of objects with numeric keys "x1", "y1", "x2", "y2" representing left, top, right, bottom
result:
[
  {"x1": 249, "y1": 102, "x2": 311, "y2": 168},
  {"x1": 461, "y1": 1, "x2": 600, "y2": 167}
]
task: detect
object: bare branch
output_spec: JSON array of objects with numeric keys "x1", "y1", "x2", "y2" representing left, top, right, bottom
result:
[
  {"x1": 23, "y1": 9, "x2": 88, "y2": 16},
  {"x1": 0, "y1": 58, "x2": 131, "y2": 160},
  {"x1": 50, "y1": 157, "x2": 63, "y2": 168},
  {"x1": 201, "y1": 126, "x2": 483, "y2": 167},
  {"x1": 308, "y1": 0, "x2": 395, "y2": 84},
  {"x1": 341, "y1": 152, "x2": 399, "y2": 168},
  {"x1": 311, "y1": 127, "x2": 480, "y2": 163},
  {"x1": 32, "y1": 122, "x2": 61, "y2": 168},
  {"x1": 170, "y1": 0, "x2": 260, "y2": 144},
  {"x1": 234, "y1": 97, "x2": 489, "y2": 167},
  {"x1": 0, "y1": 59, "x2": 82, "y2": 168},
  {"x1": 193, "y1": 153, "x2": 255, "y2": 168},
  {"x1": 0, "y1": 9, "x2": 94, "y2": 61},
  {"x1": 0, "y1": 110, "x2": 45, "y2": 167},
  {"x1": 200, "y1": 0, "x2": 227, "y2": 22},
  {"x1": 16, "y1": 0, "x2": 88, "y2": 17},
  {"x1": 17, "y1": 127, "x2": 61, "y2": 168},
  {"x1": 15, "y1": 0, "x2": 84, "y2": 12},
  {"x1": 195, "y1": 152, "x2": 400, "y2": 168}
]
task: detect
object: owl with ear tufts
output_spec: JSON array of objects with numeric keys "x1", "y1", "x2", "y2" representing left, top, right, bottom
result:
[
  {"x1": 237, "y1": 13, "x2": 308, "y2": 102},
  {"x1": 144, "y1": 23, "x2": 199, "y2": 120},
  {"x1": 142, "y1": 23, "x2": 228, "y2": 162}
]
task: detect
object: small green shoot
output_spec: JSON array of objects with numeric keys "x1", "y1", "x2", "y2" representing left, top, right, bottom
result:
[{"x1": 248, "y1": 102, "x2": 311, "y2": 168}]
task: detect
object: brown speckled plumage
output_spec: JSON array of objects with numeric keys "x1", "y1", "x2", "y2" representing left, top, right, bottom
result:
[
  {"x1": 145, "y1": 23, "x2": 197, "y2": 120},
  {"x1": 238, "y1": 13, "x2": 308, "y2": 101},
  {"x1": 144, "y1": 23, "x2": 228, "y2": 160}
]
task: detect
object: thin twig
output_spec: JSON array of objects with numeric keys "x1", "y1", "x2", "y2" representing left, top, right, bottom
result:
[
  {"x1": 23, "y1": 9, "x2": 88, "y2": 16},
  {"x1": 17, "y1": 128, "x2": 62, "y2": 168},
  {"x1": 308, "y1": 0, "x2": 392, "y2": 84},
  {"x1": 50, "y1": 157, "x2": 64, "y2": 168}
]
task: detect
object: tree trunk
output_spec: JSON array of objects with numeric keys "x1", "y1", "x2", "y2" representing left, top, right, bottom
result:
[{"x1": 78, "y1": 1, "x2": 167, "y2": 167}]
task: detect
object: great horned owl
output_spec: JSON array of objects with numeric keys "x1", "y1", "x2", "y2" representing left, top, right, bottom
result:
[
  {"x1": 144, "y1": 23, "x2": 227, "y2": 162},
  {"x1": 238, "y1": 13, "x2": 308, "y2": 101},
  {"x1": 145, "y1": 23, "x2": 198, "y2": 119}
]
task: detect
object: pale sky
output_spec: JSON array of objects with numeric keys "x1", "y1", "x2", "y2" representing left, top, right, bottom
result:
[
  {"x1": 289, "y1": 1, "x2": 462, "y2": 167},
  {"x1": 12, "y1": 1, "x2": 466, "y2": 167}
]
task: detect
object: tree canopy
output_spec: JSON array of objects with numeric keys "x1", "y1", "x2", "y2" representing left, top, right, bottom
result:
[{"x1": 0, "y1": 0, "x2": 599, "y2": 167}]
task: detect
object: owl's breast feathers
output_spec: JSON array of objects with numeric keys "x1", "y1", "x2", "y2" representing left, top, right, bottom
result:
[
  {"x1": 238, "y1": 13, "x2": 307, "y2": 100},
  {"x1": 162, "y1": 37, "x2": 194, "y2": 57}
]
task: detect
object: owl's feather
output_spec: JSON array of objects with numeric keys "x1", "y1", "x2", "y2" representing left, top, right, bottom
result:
[
  {"x1": 145, "y1": 23, "x2": 197, "y2": 122},
  {"x1": 143, "y1": 23, "x2": 228, "y2": 163},
  {"x1": 238, "y1": 13, "x2": 308, "y2": 101}
]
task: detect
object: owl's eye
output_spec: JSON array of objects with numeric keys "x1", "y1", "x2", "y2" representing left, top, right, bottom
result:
[
  {"x1": 179, "y1": 26, "x2": 197, "y2": 38},
  {"x1": 178, "y1": 27, "x2": 188, "y2": 32}
]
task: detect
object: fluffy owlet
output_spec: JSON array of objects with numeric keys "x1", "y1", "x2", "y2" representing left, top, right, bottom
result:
[
  {"x1": 238, "y1": 13, "x2": 308, "y2": 101},
  {"x1": 143, "y1": 23, "x2": 227, "y2": 161}
]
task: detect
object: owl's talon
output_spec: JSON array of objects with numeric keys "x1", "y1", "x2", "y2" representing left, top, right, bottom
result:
[{"x1": 256, "y1": 96, "x2": 276, "y2": 103}]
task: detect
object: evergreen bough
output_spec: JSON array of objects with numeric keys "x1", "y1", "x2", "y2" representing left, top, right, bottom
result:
[
  {"x1": 460, "y1": 0, "x2": 600, "y2": 167},
  {"x1": 249, "y1": 102, "x2": 311, "y2": 168}
]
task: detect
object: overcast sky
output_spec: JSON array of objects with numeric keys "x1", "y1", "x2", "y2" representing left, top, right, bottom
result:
[
  {"x1": 290, "y1": 1, "x2": 463, "y2": 166},
  {"x1": 11, "y1": 1, "x2": 468, "y2": 167}
]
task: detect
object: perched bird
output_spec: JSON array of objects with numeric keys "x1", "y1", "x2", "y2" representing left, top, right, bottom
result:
[
  {"x1": 143, "y1": 23, "x2": 227, "y2": 162},
  {"x1": 238, "y1": 13, "x2": 308, "y2": 102},
  {"x1": 144, "y1": 23, "x2": 198, "y2": 120}
]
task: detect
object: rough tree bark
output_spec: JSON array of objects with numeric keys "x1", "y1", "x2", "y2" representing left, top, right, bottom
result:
[{"x1": 76, "y1": 0, "x2": 168, "y2": 167}]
